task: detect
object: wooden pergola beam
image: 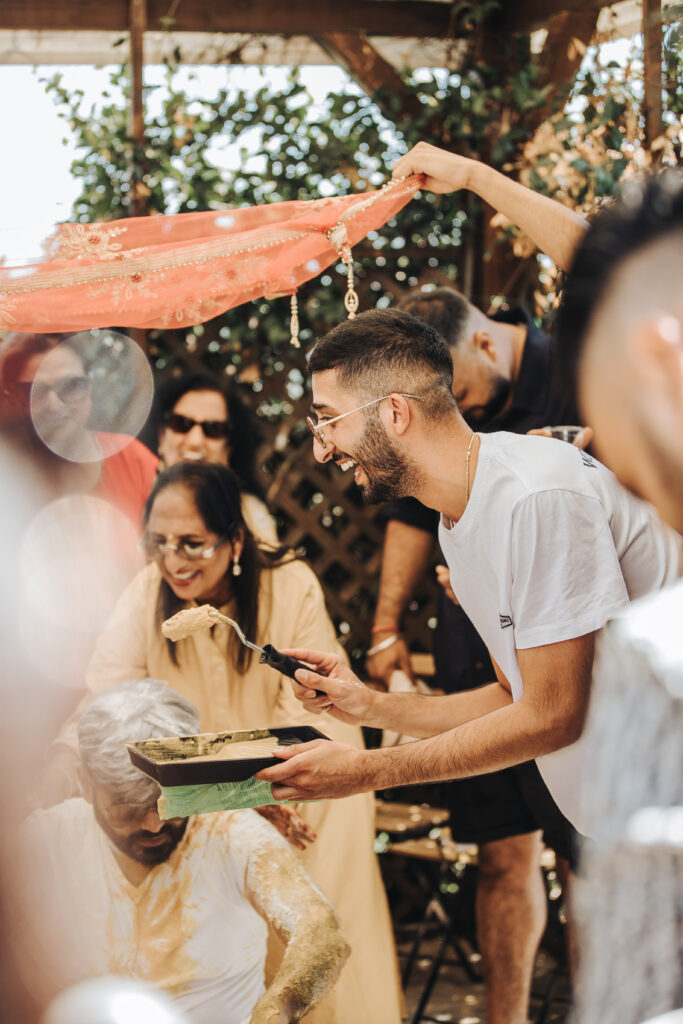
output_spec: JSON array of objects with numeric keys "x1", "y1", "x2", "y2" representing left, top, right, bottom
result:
[
  {"x1": 506, "y1": 0, "x2": 609, "y2": 34},
  {"x1": 314, "y1": 32, "x2": 426, "y2": 124},
  {"x1": 537, "y1": 8, "x2": 598, "y2": 87},
  {"x1": 0, "y1": 0, "x2": 457, "y2": 37},
  {"x1": 0, "y1": 0, "x2": 621, "y2": 38},
  {"x1": 525, "y1": 6, "x2": 600, "y2": 130}
]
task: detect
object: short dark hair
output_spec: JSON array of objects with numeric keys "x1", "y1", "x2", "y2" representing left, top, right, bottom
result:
[
  {"x1": 557, "y1": 168, "x2": 683, "y2": 396},
  {"x1": 398, "y1": 287, "x2": 472, "y2": 350},
  {"x1": 150, "y1": 371, "x2": 263, "y2": 498},
  {"x1": 308, "y1": 308, "x2": 456, "y2": 419},
  {"x1": 144, "y1": 461, "x2": 291, "y2": 672}
]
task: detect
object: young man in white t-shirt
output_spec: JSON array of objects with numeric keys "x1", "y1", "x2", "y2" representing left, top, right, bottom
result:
[
  {"x1": 435, "y1": 429, "x2": 677, "y2": 832},
  {"x1": 13, "y1": 679, "x2": 348, "y2": 1024},
  {"x1": 257, "y1": 308, "x2": 681, "y2": 842}
]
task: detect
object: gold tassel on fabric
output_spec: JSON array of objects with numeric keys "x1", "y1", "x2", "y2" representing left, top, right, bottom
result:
[
  {"x1": 289, "y1": 292, "x2": 300, "y2": 348},
  {"x1": 341, "y1": 246, "x2": 359, "y2": 320},
  {"x1": 327, "y1": 222, "x2": 360, "y2": 321}
]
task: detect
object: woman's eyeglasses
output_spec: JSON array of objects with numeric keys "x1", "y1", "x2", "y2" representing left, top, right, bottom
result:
[
  {"x1": 164, "y1": 412, "x2": 230, "y2": 440},
  {"x1": 6, "y1": 375, "x2": 91, "y2": 406},
  {"x1": 142, "y1": 533, "x2": 227, "y2": 562}
]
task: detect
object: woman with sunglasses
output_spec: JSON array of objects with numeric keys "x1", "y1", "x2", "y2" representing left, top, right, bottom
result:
[
  {"x1": 77, "y1": 461, "x2": 402, "y2": 1024},
  {"x1": 150, "y1": 371, "x2": 277, "y2": 544}
]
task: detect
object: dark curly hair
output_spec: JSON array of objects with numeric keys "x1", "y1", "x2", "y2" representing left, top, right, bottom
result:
[
  {"x1": 148, "y1": 371, "x2": 264, "y2": 498},
  {"x1": 144, "y1": 462, "x2": 292, "y2": 672}
]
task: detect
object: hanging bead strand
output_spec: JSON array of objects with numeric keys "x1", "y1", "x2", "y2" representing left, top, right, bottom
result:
[
  {"x1": 289, "y1": 292, "x2": 300, "y2": 348},
  {"x1": 341, "y1": 245, "x2": 359, "y2": 319}
]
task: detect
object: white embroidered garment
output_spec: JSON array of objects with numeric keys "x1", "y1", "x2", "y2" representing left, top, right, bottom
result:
[{"x1": 15, "y1": 803, "x2": 281, "y2": 1023}]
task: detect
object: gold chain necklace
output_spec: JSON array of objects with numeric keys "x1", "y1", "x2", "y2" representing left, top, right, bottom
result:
[{"x1": 465, "y1": 432, "x2": 478, "y2": 502}]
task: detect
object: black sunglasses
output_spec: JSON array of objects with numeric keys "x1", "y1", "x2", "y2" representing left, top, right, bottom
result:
[{"x1": 164, "y1": 412, "x2": 231, "y2": 441}]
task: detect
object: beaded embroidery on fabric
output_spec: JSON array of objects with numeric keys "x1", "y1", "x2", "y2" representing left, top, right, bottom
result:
[{"x1": 0, "y1": 177, "x2": 420, "y2": 335}]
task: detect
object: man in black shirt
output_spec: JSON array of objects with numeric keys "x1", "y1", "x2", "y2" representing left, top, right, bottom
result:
[{"x1": 367, "y1": 286, "x2": 587, "y2": 1024}]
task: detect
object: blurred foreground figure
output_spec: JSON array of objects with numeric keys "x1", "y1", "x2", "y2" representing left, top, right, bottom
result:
[
  {"x1": 44, "y1": 976, "x2": 189, "y2": 1024},
  {"x1": 0, "y1": 333, "x2": 158, "y2": 805},
  {"x1": 0, "y1": 331, "x2": 156, "y2": 526},
  {"x1": 559, "y1": 169, "x2": 683, "y2": 534},
  {"x1": 0, "y1": 441, "x2": 66, "y2": 1021},
  {"x1": 557, "y1": 170, "x2": 683, "y2": 1024},
  {"x1": 13, "y1": 679, "x2": 349, "y2": 1024}
]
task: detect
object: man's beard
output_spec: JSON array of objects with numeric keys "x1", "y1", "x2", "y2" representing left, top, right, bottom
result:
[
  {"x1": 94, "y1": 804, "x2": 188, "y2": 866},
  {"x1": 341, "y1": 419, "x2": 424, "y2": 504},
  {"x1": 463, "y1": 374, "x2": 511, "y2": 426}
]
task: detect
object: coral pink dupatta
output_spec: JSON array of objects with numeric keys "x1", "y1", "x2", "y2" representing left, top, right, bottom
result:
[{"x1": 0, "y1": 176, "x2": 420, "y2": 333}]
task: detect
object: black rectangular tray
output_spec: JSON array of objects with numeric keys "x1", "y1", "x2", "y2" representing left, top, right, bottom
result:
[{"x1": 127, "y1": 725, "x2": 330, "y2": 787}]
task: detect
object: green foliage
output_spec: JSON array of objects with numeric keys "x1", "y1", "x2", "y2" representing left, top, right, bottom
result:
[
  {"x1": 518, "y1": 38, "x2": 681, "y2": 226},
  {"x1": 663, "y1": 15, "x2": 683, "y2": 119},
  {"x1": 39, "y1": 50, "x2": 549, "y2": 370},
  {"x1": 40, "y1": 26, "x2": 681, "y2": 371}
]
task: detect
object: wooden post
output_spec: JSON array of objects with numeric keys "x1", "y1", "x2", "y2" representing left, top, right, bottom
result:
[
  {"x1": 128, "y1": 0, "x2": 147, "y2": 218},
  {"x1": 476, "y1": 8, "x2": 598, "y2": 308},
  {"x1": 643, "y1": 0, "x2": 664, "y2": 156},
  {"x1": 128, "y1": 0, "x2": 148, "y2": 350}
]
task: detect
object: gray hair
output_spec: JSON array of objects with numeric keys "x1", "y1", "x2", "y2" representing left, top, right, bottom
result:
[{"x1": 78, "y1": 678, "x2": 200, "y2": 803}]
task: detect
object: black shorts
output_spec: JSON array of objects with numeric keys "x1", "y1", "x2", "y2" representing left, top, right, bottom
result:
[
  {"x1": 433, "y1": 596, "x2": 578, "y2": 865},
  {"x1": 444, "y1": 760, "x2": 578, "y2": 866}
]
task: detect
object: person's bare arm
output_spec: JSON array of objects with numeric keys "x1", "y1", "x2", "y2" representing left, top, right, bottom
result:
[
  {"x1": 392, "y1": 141, "x2": 589, "y2": 271},
  {"x1": 257, "y1": 633, "x2": 595, "y2": 801},
  {"x1": 246, "y1": 843, "x2": 350, "y2": 1023},
  {"x1": 273, "y1": 647, "x2": 511, "y2": 736},
  {"x1": 367, "y1": 519, "x2": 436, "y2": 684}
]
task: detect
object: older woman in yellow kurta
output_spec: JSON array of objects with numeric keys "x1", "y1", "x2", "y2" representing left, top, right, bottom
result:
[{"x1": 85, "y1": 461, "x2": 402, "y2": 1024}]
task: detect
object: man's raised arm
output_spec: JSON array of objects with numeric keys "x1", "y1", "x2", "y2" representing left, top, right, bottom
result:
[
  {"x1": 246, "y1": 838, "x2": 350, "y2": 1024},
  {"x1": 392, "y1": 141, "x2": 589, "y2": 272}
]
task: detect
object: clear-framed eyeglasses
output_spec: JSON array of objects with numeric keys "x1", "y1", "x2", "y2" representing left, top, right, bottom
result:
[
  {"x1": 33, "y1": 373, "x2": 92, "y2": 405},
  {"x1": 103, "y1": 792, "x2": 163, "y2": 827},
  {"x1": 306, "y1": 393, "x2": 423, "y2": 449},
  {"x1": 141, "y1": 533, "x2": 228, "y2": 562},
  {"x1": 5, "y1": 373, "x2": 92, "y2": 408}
]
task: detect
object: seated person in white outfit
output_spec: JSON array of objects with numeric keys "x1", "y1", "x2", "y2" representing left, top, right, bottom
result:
[{"x1": 13, "y1": 679, "x2": 349, "y2": 1024}]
